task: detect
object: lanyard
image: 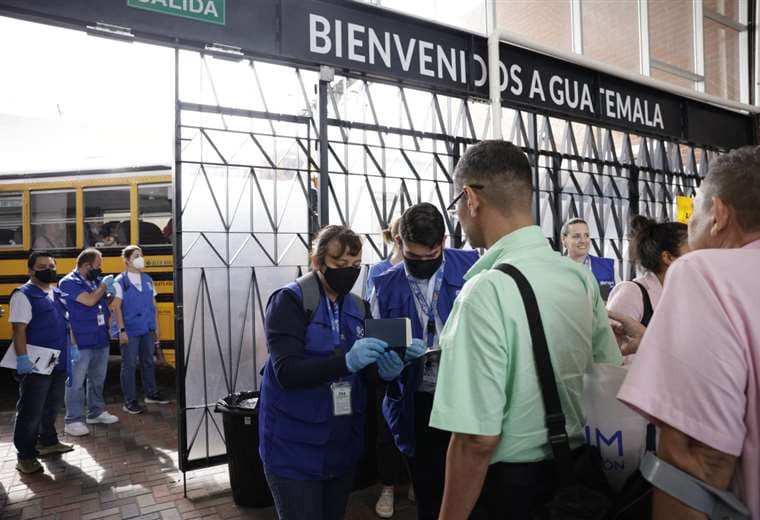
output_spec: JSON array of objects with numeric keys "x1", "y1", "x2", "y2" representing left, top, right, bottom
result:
[
  {"x1": 407, "y1": 264, "x2": 445, "y2": 348},
  {"x1": 324, "y1": 294, "x2": 341, "y2": 346},
  {"x1": 583, "y1": 255, "x2": 592, "y2": 271}
]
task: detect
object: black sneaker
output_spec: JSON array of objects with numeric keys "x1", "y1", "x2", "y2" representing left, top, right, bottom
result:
[
  {"x1": 144, "y1": 394, "x2": 170, "y2": 405},
  {"x1": 122, "y1": 401, "x2": 145, "y2": 415}
]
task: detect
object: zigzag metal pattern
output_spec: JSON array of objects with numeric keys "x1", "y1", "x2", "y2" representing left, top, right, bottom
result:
[{"x1": 175, "y1": 51, "x2": 724, "y2": 471}]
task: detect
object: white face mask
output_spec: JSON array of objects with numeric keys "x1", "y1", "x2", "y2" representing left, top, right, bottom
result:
[{"x1": 132, "y1": 257, "x2": 145, "y2": 270}]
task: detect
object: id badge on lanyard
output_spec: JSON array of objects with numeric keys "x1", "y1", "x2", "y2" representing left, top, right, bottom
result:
[
  {"x1": 96, "y1": 304, "x2": 105, "y2": 326},
  {"x1": 409, "y1": 268, "x2": 444, "y2": 348},
  {"x1": 331, "y1": 381, "x2": 352, "y2": 416},
  {"x1": 326, "y1": 296, "x2": 352, "y2": 416}
]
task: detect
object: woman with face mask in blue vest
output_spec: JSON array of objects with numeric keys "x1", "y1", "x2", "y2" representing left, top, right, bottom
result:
[{"x1": 259, "y1": 225, "x2": 404, "y2": 520}]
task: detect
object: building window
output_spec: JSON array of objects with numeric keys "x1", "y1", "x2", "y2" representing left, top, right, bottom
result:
[
  {"x1": 648, "y1": 0, "x2": 697, "y2": 88},
  {"x1": 582, "y1": 0, "x2": 640, "y2": 71},
  {"x1": 31, "y1": 190, "x2": 76, "y2": 250},
  {"x1": 83, "y1": 186, "x2": 131, "y2": 248},
  {"x1": 138, "y1": 184, "x2": 172, "y2": 245},
  {"x1": 498, "y1": 0, "x2": 573, "y2": 54},
  {"x1": 0, "y1": 193, "x2": 23, "y2": 247},
  {"x1": 703, "y1": 0, "x2": 743, "y2": 102}
]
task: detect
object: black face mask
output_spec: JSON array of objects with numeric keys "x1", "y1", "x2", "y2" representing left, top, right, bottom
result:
[
  {"x1": 404, "y1": 253, "x2": 443, "y2": 280},
  {"x1": 34, "y1": 269, "x2": 57, "y2": 284},
  {"x1": 86, "y1": 268, "x2": 102, "y2": 281},
  {"x1": 323, "y1": 266, "x2": 361, "y2": 296}
]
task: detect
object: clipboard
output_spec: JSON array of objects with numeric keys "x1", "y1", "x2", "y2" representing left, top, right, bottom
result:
[{"x1": 1, "y1": 343, "x2": 61, "y2": 375}]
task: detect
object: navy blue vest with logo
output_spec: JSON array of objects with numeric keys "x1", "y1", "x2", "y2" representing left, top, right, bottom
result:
[
  {"x1": 14, "y1": 283, "x2": 69, "y2": 373},
  {"x1": 60, "y1": 271, "x2": 110, "y2": 349},
  {"x1": 371, "y1": 248, "x2": 478, "y2": 456},
  {"x1": 258, "y1": 281, "x2": 368, "y2": 480},
  {"x1": 589, "y1": 255, "x2": 616, "y2": 290},
  {"x1": 115, "y1": 272, "x2": 156, "y2": 337}
]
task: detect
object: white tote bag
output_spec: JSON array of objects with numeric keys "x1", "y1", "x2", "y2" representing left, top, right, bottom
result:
[{"x1": 582, "y1": 363, "x2": 650, "y2": 491}]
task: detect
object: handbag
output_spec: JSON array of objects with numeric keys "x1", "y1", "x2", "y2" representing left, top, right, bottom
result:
[{"x1": 494, "y1": 263, "x2": 613, "y2": 520}]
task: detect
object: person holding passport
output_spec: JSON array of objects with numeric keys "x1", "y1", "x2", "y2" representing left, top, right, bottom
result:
[
  {"x1": 370, "y1": 203, "x2": 478, "y2": 520},
  {"x1": 9, "y1": 251, "x2": 76, "y2": 474},
  {"x1": 258, "y1": 225, "x2": 403, "y2": 520}
]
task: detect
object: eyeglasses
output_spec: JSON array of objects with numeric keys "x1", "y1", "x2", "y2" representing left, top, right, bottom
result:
[{"x1": 446, "y1": 184, "x2": 484, "y2": 213}]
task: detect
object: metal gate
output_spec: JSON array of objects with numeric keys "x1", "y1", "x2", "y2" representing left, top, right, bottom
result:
[{"x1": 174, "y1": 49, "x2": 714, "y2": 472}]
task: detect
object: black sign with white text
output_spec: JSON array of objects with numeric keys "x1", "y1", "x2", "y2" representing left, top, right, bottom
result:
[{"x1": 0, "y1": 0, "x2": 753, "y2": 148}]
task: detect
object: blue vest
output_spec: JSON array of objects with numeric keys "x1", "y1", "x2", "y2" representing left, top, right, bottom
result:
[
  {"x1": 61, "y1": 271, "x2": 110, "y2": 349},
  {"x1": 115, "y1": 272, "x2": 156, "y2": 337},
  {"x1": 372, "y1": 248, "x2": 478, "y2": 456},
  {"x1": 258, "y1": 282, "x2": 368, "y2": 480},
  {"x1": 589, "y1": 255, "x2": 615, "y2": 289},
  {"x1": 14, "y1": 283, "x2": 69, "y2": 373}
]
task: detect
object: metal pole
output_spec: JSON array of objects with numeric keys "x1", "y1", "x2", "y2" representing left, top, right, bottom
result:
[
  {"x1": 487, "y1": 0, "x2": 502, "y2": 140},
  {"x1": 318, "y1": 66, "x2": 333, "y2": 228}
]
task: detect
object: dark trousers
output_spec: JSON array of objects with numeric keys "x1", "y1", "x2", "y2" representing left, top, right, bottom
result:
[
  {"x1": 376, "y1": 387, "x2": 404, "y2": 486},
  {"x1": 13, "y1": 371, "x2": 67, "y2": 461},
  {"x1": 408, "y1": 392, "x2": 450, "y2": 520},
  {"x1": 470, "y1": 460, "x2": 558, "y2": 519},
  {"x1": 263, "y1": 466, "x2": 355, "y2": 520}
]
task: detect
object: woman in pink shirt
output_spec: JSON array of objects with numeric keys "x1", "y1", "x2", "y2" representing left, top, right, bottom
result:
[{"x1": 607, "y1": 215, "x2": 688, "y2": 336}]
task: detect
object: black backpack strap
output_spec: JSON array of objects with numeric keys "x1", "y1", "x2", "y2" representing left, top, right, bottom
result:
[
  {"x1": 349, "y1": 293, "x2": 370, "y2": 320},
  {"x1": 295, "y1": 271, "x2": 321, "y2": 324},
  {"x1": 633, "y1": 281, "x2": 653, "y2": 327},
  {"x1": 493, "y1": 263, "x2": 572, "y2": 482}
]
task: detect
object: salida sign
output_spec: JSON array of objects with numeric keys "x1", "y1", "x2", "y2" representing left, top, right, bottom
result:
[{"x1": 284, "y1": 0, "x2": 682, "y2": 139}]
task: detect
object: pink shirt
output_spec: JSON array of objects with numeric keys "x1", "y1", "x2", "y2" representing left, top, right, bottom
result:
[
  {"x1": 618, "y1": 239, "x2": 760, "y2": 517},
  {"x1": 606, "y1": 271, "x2": 663, "y2": 323}
]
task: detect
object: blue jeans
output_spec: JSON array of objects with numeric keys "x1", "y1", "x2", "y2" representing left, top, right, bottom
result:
[
  {"x1": 264, "y1": 466, "x2": 355, "y2": 520},
  {"x1": 14, "y1": 370, "x2": 67, "y2": 461},
  {"x1": 65, "y1": 346, "x2": 109, "y2": 423},
  {"x1": 120, "y1": 332, "x2": 158, "y2": 403}
]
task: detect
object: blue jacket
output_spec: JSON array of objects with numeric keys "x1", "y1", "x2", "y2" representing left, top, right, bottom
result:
[
  {"x1": 13, "y1": 283, "x2": 69, "y2": 373},
  {"x1": 115, "y1": 272, "x2": 156, "y2": 337},
  {"x1": 372, "y1": 248, "x2": 478, "y2": 456},
  {"x1": 589, "y1": 255, "x2": 615, "y2": 289},
  {"x1": 59, "y1": 271, "x2": 110, "y2": 349},
  {"x1": 258, "y1": 281, "x2": 368, "y2": 480}
]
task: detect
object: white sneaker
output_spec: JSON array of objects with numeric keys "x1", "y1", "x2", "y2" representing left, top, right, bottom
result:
[
  {"x1": 375, "y1": 486, "x2": 394, "y2": 518},
  {"x1": 86, "y1": 411, "x2": 119, "y2": 425},
  {"x1": 408, "y1": 484, "x2": 415, "y2": 503},
  {"x1": 64, "y1": 422, "x2": 90, "y2": 437}
]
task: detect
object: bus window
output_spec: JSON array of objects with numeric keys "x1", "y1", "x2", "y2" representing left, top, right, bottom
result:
[
  {"x1": 31, "y1": 190, "x2": 76, "y2": 250},
  {"x1": 83, "y1": 187, "x2": 131, "y2": 248},
  {"x1": 138, "y1": 184, "x2": 172, "y2": 245},
  {"x1": 0, "y1": 193, "x2": 23, "y2": 247}
]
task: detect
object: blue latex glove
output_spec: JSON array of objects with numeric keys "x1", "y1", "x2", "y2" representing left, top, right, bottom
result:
[
  {"x1": 16, "y1": 354, "x2": 35, "y2": 375},
  {"x1": 101, "y1": 274, "x2": 115, "y2": 293},
  {"x1": 377, "y1": 351, "x2": 404, "y2": 381},
  {"x1": 345, "y1": 337, "x2": 387, "y2": 373},
  {"x1": 69, "y1": 343, "x2": 80, "y2": 364},
  {"x1": 404, "y1": 338, "x2": 427, "y2": 362}
]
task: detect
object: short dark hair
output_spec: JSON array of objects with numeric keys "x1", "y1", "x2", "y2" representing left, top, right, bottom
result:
[
  {"x1": 311, "y1": 225, "x2": 362, "y2": 265},
  {"x1": 399, "y1": 203, "x2": 445, "y2": 248},
  {"x1": 704, "y1": 146, "x2": 760, "y2": 232},
  {"x1": 561, "y1": 217, "x2": 588, "y2": 237},
  {"x1": 629, "y1": 215, "x2": 688, "y2": 273},
  {"x1": 122, "y1": 245, "x2": 142, "y2": 260},
  {"x1": 454, "y1": 140, "x2": 532, "y2": 215},
  {"x1": 28, "y1": 251, "x2": 54, "y2": 270},
  {"x1": 76, "y1": 247, "x2": 102, "y2": 267}
]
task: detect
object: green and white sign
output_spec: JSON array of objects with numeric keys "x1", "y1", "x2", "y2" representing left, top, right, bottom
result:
[{"x1": 127, "y1": 0, "x2": 225, "y2": 26}]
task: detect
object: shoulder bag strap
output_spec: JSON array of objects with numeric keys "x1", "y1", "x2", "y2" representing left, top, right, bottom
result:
[
  {"x1": 493, "y1": 264, "x2": 572, "y2": 479},
  {"x1": 632, "y1": 281, "x2": 654, "y2": 327},
  {"x1": 295, "y1": 271, "x2": 321, "y2": 324}
]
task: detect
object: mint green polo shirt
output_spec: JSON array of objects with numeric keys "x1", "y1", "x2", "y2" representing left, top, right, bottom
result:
[{"x1": 429, "y1": 226, "x2": 622, "y2": 463}]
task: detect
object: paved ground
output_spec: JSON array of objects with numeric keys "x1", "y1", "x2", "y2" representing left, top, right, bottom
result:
[{"x1": 0, "y1": 363, "x2": 417, "y2": 520}]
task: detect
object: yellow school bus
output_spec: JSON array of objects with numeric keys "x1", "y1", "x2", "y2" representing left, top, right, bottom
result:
[{"x1": 0, "y1": 166, "x2": 176, "y2": 365}]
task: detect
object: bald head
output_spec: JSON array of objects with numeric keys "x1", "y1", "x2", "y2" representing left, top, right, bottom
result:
[{"x1": 454, "y1": 140, "x2": 533, "y2": 216}]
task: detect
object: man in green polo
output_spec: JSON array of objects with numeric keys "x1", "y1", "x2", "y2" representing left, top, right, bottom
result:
[{"x1": 431, "y1": 140, "x2": 622, "y2": 519}]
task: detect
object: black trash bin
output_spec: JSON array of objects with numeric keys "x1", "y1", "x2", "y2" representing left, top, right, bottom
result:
[{"x1": 215, "y1": 391, "x2": 274, "y2": 508}]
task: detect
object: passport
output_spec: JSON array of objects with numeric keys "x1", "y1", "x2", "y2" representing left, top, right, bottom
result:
[{"x1": 365, "y1": 318, "x2": 412, "y2": 359}]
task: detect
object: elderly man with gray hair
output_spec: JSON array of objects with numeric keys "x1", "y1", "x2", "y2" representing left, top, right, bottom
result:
[{"x1": 616, "y1": 145, "x2": 760, "y2": 519}]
